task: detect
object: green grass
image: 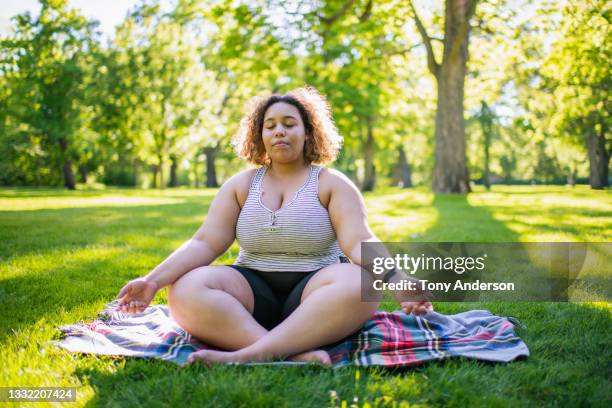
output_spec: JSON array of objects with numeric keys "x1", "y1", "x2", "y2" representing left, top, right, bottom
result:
[{"x1": 0, "y1": 185, "x2": 610, "y2": 407}]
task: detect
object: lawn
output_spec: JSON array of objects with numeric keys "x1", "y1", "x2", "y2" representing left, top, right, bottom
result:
[{"x1": 0, "y1": 185, "x2": 610, "y2": 407}]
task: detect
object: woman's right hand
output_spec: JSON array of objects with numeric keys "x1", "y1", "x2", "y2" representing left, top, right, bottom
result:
[{"x1": 116, "y1": 278, "x2": 159, "y2": 314}]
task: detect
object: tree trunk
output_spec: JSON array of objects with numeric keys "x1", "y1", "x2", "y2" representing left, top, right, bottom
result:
[
  {"x1": 157, "y1": 154, "x2": 165, "y2": 189},
  {"x1": 169, "y1": 155, "x2": 179, "y2": 188},
  {"x1": 78, "y1": 165, "x2": 88, "y2": 184},
  {"x1": 58, "y1": 137, "x2": 75, "y2": 190},
  {"x1": 362, "y1": 117, "x2": 376, "y2": 191},
  {"x1": 63, "y1": 160, "x2": 76, "y2": 190},
  {"x1": 192, "y1": 155, "x2": 200, "y2": 188},
  {"x1": 411, "y1": 0, "x2": 476, "y2": 194},
  {"x1": 119, "y1": 153, "x2": 126, "y2": 182},
  {"x1": 433, "y1": 50, "x2": 470, "y2": 193},
  {"x1": 151, "y1": 164, "x2": 158, "y2": 189},
  {"x1": 483, "y1": 129, "x2": 491, "y2": 190},
  {"x1": 132, "y1": 158, "x2": 140, "y2": 187},
  {"x1": 587, "y1": 131, "x2": 609, "y2": 189},
  {"x1": 204, "y1": 144, "x2": 219, "y2": 188},
  {"x1": 397, "y1": 146, "x2": 412, "y2": 188}
]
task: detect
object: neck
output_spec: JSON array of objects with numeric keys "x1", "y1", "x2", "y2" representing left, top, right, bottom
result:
[{"x1": 268, "y1": 160, "x2": 309, "y2": 177}]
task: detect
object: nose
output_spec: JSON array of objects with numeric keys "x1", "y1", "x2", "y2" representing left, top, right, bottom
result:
[{"x1": 273, "y1": 124, "x2": 286, "y2": 137}]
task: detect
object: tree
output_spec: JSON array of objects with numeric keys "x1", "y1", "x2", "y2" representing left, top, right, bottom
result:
[
  {"x1": 291, "y1": 0, "x2": 409, "y2": 191},
  {"x1": 409, "y1": 0, "x2": 479, "y2": 193},
  {"x1": 473, "y1": 100, "x2": 496, "y2": 189},
  {"x1": 0, "y1": 0, "x2": 98, "y2": 189},
  {"x1": 105, "y1": 1, "x2": 215, "y2": 189},
  {"x1": 542, "y1": 0, "x2": 610, "y2": 189},
  {"x1": 512, "y1": 0, "x2": 610, "y2": 189}
]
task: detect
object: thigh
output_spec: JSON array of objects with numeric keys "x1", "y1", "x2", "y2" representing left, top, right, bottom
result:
[
  {"x1": 169, "y1": 265, "x2": 256, "y2": 313},
  {"x1": 300, "y1": 263, "x2": 366, "y2": 301},
  {"x1": 281, "y1": 263, "x2": 379, "y2": 325},
  {"x1": 228, "y1": 266, "x2": 284, "y2": 331},
  {"x1": 281, "y1": 270, "x2": 320, "y2": 320}
]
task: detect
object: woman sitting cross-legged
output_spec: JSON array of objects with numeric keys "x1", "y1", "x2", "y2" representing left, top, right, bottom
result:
[{"x1": 115, "y1": 86, "x2": 433, "y2": 366}]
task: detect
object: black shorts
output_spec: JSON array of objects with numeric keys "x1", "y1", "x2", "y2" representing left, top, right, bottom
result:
[{"x1": 228, "y1": 265, "x2": 321, "y2": 330}]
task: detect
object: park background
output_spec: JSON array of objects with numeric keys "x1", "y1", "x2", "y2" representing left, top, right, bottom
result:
[{"x1": 0, "y1": 0, "x2": 610, "y2": 407}]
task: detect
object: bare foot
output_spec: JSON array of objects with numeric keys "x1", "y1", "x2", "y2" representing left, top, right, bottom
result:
[
  {"x1": 187, "y1": 349, "x2": 243, "y2": 365},
  {"x1": 289, "y1": 349, "x2": 332, "y2": 366},
  {"x1": 186, "y1": 348, "x2": 332, "y2": 366}
]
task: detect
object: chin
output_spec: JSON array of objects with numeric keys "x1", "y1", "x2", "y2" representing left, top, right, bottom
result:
[{"x1": 270, "y1": 153, "x2": 301, "y2": 164}]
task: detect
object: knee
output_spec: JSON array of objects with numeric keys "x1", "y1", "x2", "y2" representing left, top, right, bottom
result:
[
  {"x1": 168, "y1": 266, "x2": 217, "y2": 309},
  {"x1": 326, "y1": 265, "x2": 380, "y2": 319},
  {"x1": 328, "y1": 264, "x2": 379, "y2": 304}
]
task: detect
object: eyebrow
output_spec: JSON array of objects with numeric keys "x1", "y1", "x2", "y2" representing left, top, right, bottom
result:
[{"x1": 264, "y1": 115, "x2": 298, "y2": 122}]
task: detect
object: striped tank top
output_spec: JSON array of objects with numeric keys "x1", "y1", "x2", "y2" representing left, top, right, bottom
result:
[{"x1": 234, "y1": 164, "x2": 345, "y2": 272}]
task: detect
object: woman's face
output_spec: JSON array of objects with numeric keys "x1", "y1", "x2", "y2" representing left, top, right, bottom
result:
[{"x1": 261, "y1": 102, "x2": 307, "y2": 165}]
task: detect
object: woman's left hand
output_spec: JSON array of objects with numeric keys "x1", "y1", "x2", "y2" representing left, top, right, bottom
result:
[
  {"x1": 389, "y1": 275, "x2": 434, "y2": 316},
  {"x1": 399, "y1": 300, "x2": 433, "y2": 316}
]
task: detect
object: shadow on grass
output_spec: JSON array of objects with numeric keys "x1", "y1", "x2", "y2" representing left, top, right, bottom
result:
[
  {"x1": 0, "y1": 196, "x2": 214, "y2": 259},
  {"x1": 415, "y1": 194, "x2": 611, "y2": 405},
  {"x1": 421, "y1": 194, "x2": 521, "y2": 242},
  {"x1": 0, "y1": 195, "x2": 215, "y2": 339}
]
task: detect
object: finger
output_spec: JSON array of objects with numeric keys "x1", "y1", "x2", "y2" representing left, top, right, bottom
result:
[{"x1": 117, "y1": 285, "x2": 130, "y2": 299}]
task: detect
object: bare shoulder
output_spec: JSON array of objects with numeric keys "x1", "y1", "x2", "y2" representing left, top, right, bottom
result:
[
  {"x1": 318, "y1": 167, "x2": 361, "y2": 207},
  {"x1": 223, "y1": 167, "x2": 258, "y2": 208}
]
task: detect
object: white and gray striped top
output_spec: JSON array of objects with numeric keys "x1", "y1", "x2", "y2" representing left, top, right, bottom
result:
[{"x1": 234, "y1": 165, "x2": 345, "y2": 272}]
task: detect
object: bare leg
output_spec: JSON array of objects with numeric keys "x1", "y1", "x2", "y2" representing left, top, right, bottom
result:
[
  {"x1": 168, "y1": 265, "x2": 267, "y2": 349},
  {"x1": 169, "y1": 265, "x2": 331, "y2": 363},
  {"x1": 187, "y1": 264, "x2": 380, "y2": 365}
]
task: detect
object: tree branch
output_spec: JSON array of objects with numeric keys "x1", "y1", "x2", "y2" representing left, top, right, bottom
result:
[
  {"x1": 409, "y1": 0, "x2": 440, "y2": 77},
  {"x1": 319, "y1": 0, "x2": 356, "y2": 25},
  {"x1": 371, "y1": 42, "x2": 423, "y2": 60},
  {"x1": 473, "y1": 16, "x2": 495, "y2": 36},
  {"x1": 359, "y1": 0, "x2": 373, "y2": 23}
]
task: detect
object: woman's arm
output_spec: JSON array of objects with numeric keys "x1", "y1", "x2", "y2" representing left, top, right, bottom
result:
[
  {"x1": 142, "y1": 170, "x2": 252, "y2": 289},
  {"x1": 324, "y1": 169, "x2": 377, "y2": 264},
  {"x1": 324, "y1": 169, "x2": 432, "y2": 315}
]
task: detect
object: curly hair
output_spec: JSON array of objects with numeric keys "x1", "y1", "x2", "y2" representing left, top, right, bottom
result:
[{"x1": 232, "y1": 86, "x2": 343, "y2": 165}]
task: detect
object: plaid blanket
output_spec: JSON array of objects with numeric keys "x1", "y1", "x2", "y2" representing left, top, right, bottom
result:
[{"x1": 55, "y1": 300, "x2": 529, "y2": 368}]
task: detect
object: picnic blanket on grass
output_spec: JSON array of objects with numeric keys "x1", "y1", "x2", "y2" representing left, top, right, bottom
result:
[{"x1": 55, "y1": 300, "x2": 529, "y2": 368}]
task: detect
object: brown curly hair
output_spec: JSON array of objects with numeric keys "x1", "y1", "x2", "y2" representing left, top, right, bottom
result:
[{"x1": 232, "y1": 86, "x2": 343, "y2": 165}]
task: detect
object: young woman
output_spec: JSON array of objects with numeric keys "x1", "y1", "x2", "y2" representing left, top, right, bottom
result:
[{"x1": 116, "y1": 86, "x2": 433, "y2": 366}]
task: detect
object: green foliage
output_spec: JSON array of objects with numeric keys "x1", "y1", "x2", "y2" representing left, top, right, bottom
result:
[
  {"x1": 0, "y1": 0, "x2": 99, "y2": 187},
  {"x1": 0, "y1": 0, "x2": 608, "y2": 188},
  {"x1": 510, "y1": 0, "x2": 610, "y2": 187}
]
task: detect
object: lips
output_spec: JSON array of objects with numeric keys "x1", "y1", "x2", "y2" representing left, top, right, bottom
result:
[{"x1": 273, "y1": 142, "x2": 289, "y2": 148}]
